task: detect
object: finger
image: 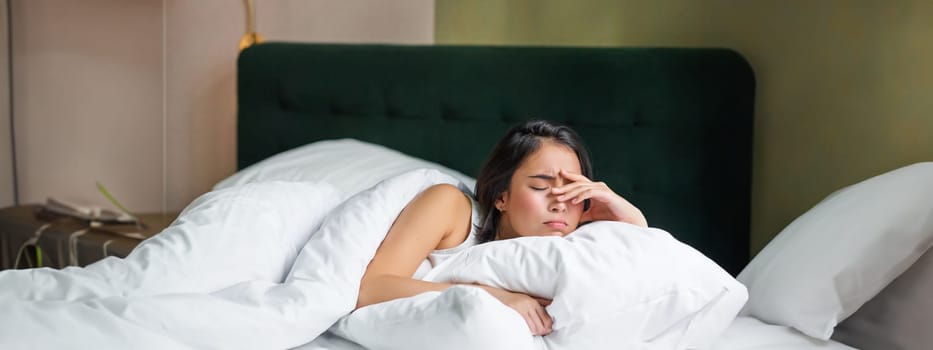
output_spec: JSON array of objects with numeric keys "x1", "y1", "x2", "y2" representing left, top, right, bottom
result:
[
  {"x1": 553, "y1": 171, "x2": 592, "y2": 193},
  {"x1": 522, "y1": 314, "x2": 539, "y2": 335},
  {"x1": 554, "y1": 182, "x2": 592, "y2": 199},
  {"x1": 571, "y1": 189, "x2": 594, "y2": 204},
  {"x1": 528, "y1": 310, "x2": 547, "y2": 336},
  {"x1": 535, "y1": 306, "x2": 553, "y2": 334},
  {"x1": 551, "y1": 180, "x2": 588, "y2": 195},
  {"x1": 558, "y1": 186, "x2": 595, "y2": 203},
  {"x1": 559, "y1": 169, "x2": 591, "y2": 182},
  {"x1": 535, "y1": 297, "x2": 552, "y2": 306}
]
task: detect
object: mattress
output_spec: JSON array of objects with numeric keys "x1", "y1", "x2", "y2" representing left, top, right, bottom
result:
[{"x1": 711, "y1": 317, "x2": 857, "y2": 350}]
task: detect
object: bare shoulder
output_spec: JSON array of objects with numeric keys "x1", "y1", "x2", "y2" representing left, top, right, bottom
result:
[
  {"x1": 414, "y1": 184, "x2": 473, "y2": 249},
  {"x1": 363, "y1": 183, "x2": 473, "y2": 278},
  {"x1": 391, "y1": 183, "x2": 472, "y2": 236},
  {"x1": 422, "y1": 184, "x2": 466, "y2": 201},
  {"x1": 416, "y1": 183, "x2": 470, "y2": 204},
  {"x1": 412, "y1": 184, "x2": 471, "y2": 219}
]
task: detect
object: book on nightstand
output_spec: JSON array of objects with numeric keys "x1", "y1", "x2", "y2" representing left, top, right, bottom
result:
[{"x1": 42, "y1": 197, "x2": 139, "y2": 225}]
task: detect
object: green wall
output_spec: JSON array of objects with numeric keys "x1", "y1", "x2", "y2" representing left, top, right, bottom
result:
[{"x1": 437, "y1": 0, "x2": 933, "y2": 256}]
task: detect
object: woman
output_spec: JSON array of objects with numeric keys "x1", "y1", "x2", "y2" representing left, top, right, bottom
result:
[{"x1": 357, "y1": 120, "x2": 648, "y2": 336}]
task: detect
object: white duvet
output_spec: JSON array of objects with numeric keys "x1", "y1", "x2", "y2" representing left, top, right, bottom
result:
[{"x1": 0, "y1": 169, "x2": 745, "y2": 349}]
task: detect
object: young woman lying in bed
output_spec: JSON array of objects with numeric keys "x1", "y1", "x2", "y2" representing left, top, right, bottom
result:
[
  {"x1": 357, "y1": 120, "x2": 648, "y2": 336},
  {"x1": 0, "y1": 119, "x2": 744, "y2": 350}
]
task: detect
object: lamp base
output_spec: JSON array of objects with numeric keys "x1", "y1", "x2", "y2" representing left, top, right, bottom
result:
[{"x1": 238, "y1": 32, "x2": 264, "y2": 51}]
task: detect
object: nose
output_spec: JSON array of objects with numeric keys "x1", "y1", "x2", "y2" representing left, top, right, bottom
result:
[{"x1": 549, "y1": 199, "x2": 567, "y2": 213}]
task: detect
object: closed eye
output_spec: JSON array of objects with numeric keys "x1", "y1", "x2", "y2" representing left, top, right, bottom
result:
[{"x1": 530, "y1": 186, "x2": 548, "y2": 191}]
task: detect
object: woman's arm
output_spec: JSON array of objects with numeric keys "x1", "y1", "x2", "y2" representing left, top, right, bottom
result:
[
  {"x1": 357, "y1": 183, "x2": 471, "y2": 308},
  {"x1": 356, "y1": 183, "x2": 553, "y2": 335}
]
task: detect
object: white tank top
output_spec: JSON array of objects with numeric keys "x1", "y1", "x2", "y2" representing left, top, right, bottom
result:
[{"x1": 411, "y1": 193, "x2": 482, "y2": 280}]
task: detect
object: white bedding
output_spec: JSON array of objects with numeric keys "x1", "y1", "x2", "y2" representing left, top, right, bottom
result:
[
  {"x1": 320, "y1": 219, "x2": 747, "y2": 350},
  {"x1": 0, "y1": 170, "x2": 457, "y2": 349},
  {"x1": 0, "y1": 169, "x2": 744, "y2": 349},
  {"x1": 213, "y1": 138, "x2": 477, "y2": 196},
  {"x1": 302, "y1": 316, "x2": 862, "y2": 350},
  {"x1": 711, "y1": 317, "x2": 857, "y2": 350}
]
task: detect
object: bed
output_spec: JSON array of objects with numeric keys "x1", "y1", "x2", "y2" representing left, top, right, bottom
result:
[
  {"x1": 7, "y1": 42, "x2": 928, "y2": 349},
  {"x1": 234, "y1": 43, "x2": 870, "y2": 349}
]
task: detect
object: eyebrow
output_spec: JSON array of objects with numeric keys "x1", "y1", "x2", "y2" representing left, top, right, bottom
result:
[{"x1": 528, "y1": 174, "x2": 556, "y2": 181}]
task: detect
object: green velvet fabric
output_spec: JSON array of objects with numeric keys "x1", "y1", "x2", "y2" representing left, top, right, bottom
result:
[{"x1": 237, "y1": 43, "x2": 755, "y2": 275}]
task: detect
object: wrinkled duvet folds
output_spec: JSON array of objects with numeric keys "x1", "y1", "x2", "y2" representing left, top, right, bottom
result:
[{"x1": 0, "y1": 169, "x2": 745, "y2": 349}]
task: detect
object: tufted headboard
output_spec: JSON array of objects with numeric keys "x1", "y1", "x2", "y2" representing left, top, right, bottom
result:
[{"x1": 237, "y1": 43, "x2": 755, "y2": 275}]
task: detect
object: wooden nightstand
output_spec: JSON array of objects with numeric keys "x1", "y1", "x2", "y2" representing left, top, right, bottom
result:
[{"x1": 0, "y1": 205, "x2": 177, "y2": 270}]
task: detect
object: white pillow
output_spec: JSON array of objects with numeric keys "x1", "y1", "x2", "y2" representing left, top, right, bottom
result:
[
  {"x1": 330, "y1": 286, "x2": 537, "y2": 350},
  {"x1": 369, "y1": 221, "x2": 743, "y2": 350},
  {"x1": 738, "y1": 162, "x2": 933, "y2": 340},
  {"x1": 214, "y1": 139, "x2": 476, "y2": 196}
]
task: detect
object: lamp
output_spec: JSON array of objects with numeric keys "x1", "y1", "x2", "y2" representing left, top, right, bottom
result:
[{"x1": 238, "y1": 0, "x2": 264, "y2": 51}]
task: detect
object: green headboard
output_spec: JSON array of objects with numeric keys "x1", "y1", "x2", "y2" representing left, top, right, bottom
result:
[{"x1": 237, "y1": 43, "x2": 755, "y2": 275}]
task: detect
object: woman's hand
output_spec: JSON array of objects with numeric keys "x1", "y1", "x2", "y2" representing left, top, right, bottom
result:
[
  {"x1": 552, "y1": 169, "x2": 648, "y2": 227},
  {"x1": 476, "y1": 285, "x2": 553, "y2": 336}
]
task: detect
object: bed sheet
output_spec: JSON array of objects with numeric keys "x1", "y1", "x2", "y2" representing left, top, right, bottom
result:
[
  {"x1": 711, "y1": 317, "x2": 856, "y2": 350},
  {"x1": 295, "y1": 331, "x2": 366, "y2": 350},
  {"x1": 299, "y1": 316, "x2": 858, "y2": 350}
]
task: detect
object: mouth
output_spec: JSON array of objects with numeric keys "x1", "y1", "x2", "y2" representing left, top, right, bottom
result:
[{"x1": 544, "y1": 221, "x2": 568, "y2": 229}]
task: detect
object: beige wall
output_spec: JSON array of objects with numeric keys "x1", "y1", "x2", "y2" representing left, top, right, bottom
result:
[
  {"x1": 164, "y1": 0, "x2": 434, "y2": 211},
  {"x1": 436, "y1": 0, "x2": 933, "y2": 255},
  {"x1": 11, "y1": 0, "x2": 164, "y2": 213},
  {"x1": 0, "y1": 0, "x2": 12, "y2": 208},
  {"x1": 10, "y1": 0, "x2": 433, "y2": 213}
]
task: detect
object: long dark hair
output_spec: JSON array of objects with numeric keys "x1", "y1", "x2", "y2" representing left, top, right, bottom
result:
[{"x1": 474, "y1": 120, "x2": 593, "y2": 242}]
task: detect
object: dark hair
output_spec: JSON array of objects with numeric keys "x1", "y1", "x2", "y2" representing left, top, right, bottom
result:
[{"x1": 474, "y1": 120, "x2": 593, "y2": 243}]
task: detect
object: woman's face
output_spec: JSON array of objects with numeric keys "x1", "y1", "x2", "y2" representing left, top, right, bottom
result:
[{"x1": 495, "y1": 140, "x2": 584, "y2": 239}]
